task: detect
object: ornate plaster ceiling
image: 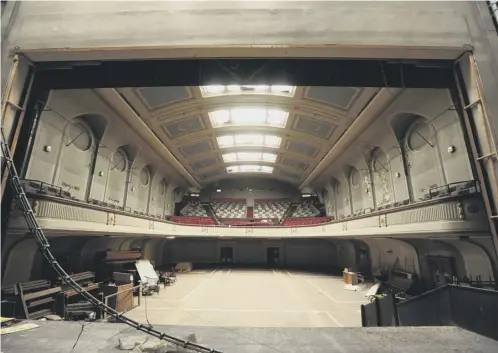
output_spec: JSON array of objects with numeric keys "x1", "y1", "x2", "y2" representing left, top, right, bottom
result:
[{"x1": 117, "y1": 86, "x2": 379, "y2": 185}]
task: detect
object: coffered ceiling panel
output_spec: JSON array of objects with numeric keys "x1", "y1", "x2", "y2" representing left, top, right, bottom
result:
[
  {"x1": 191, "y1": 157, "x2": 218, "y2": 170},
  {"x1": 282, "y1": 157, "x2": 309, "y2": 171},
  {"x1": 135, "y1": 87, "x2": 192, "y2": 109},
  {"x1": 200, "y1": 170, "x2": 222, "y2": 180},
  {"x1": 180, "y1": 140, "x2": 214, "y2": 157},
  {"x1": 161, "y1": 115, "x2": 205, "y2": 139},
  {"x1": 305, "y1": 87, "x2": 359, "y2": 109},
  {"x1": 293, "y1": 115, "x2": 337, "y2": 139},
  {"x1": 114, "y1": 86, "x2": 378, "y2": 186},
  {"x1": 286, "y1": 140, "x2": 319, "y2": 157},
  {"x1": 279, "y1": 170, "x2": 301, "y2": 181}
]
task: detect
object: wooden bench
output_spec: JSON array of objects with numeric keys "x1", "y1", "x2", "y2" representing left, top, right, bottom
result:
[
  {"x1": 2, "y1": 280, "x2": 61, "y2": 319},
  {"x1": 56, "y1": 272, "x2": 101, "y2": 319},
  {"x1": 58, "y1": 271, "x2": 98, "y2": 294}
]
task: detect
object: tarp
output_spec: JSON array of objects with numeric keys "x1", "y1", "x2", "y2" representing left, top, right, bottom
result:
[
  {"x1": 175, "y1": 262, "x2": 193, "y2": 272},
  {"x1": 135, "y1": 259, "x2": 158, "y2": 286}
]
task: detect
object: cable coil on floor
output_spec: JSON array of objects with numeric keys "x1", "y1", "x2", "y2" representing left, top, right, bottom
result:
[{"x1": 1, "y1": 127, "x2": 222, "y2": 353}]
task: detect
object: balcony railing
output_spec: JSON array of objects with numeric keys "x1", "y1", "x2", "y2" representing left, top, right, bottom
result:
[{"x1": 18, "y1": 179, "x2": 479, "y2": 229}]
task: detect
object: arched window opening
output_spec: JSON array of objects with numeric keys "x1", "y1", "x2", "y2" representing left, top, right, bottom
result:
[
  {"x1": 57, "y1": 121, "x2": 97, "y2": 201},
  {"x1": 370, "y1": 147, "x2": 393, "y2": 207},
  {"x1": 106, "y1": 147, "x2": 130, "y2": 208},
  {"x1": 402, "y1": 116, "x2": 442, "y2": 200}
]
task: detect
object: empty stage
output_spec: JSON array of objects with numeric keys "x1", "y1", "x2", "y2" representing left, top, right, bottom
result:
[{"x1": 126, "y1": 268, "x2": 369, "y2": 327}]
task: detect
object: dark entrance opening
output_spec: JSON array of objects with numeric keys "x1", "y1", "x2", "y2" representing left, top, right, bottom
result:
[
  {"x1": 266, "y1": 247, "x2": 280, "y2": 266},
  {"x1": 427, "y1": 255, "x2": 456, "y2": 285},
  {"x1": 220, "y1": 247, "x2": 233, "y2": 265}
]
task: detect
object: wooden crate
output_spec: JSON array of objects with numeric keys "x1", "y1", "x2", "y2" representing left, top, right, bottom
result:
[{"x1": 343, "y1": 271, "x2": 359, "y2": 286}]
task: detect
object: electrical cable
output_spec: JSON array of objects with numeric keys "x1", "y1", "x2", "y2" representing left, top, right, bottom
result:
[
  {"x1": 70, "y1": 321, "x2": 93, "y2": 353},
  {"x1": 0, "y1": 126, "x2": 223, "y2": 353},
  {"x1": 143, "y1": 291, "x2": 152, "y2": 328},
  {"x1": 141, "y1": 275, "x2": 157, "y2": 328}
]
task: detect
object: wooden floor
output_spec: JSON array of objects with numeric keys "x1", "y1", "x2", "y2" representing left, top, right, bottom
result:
[{"x1": 126, "y1": 268, "x2": 370, "y2": 327}]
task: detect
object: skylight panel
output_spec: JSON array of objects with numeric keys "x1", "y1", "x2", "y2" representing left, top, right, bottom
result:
[
  {"x1": 200, "y1": 85, "x2": 296, "y2": 97},
  {"x1": 231, "y1": 108, "x2": 266, "y2": 125},
  {"x1": 235, "y1": 134, "x2": 264, "y2": 146},
  {"x1": 210, "y1": 110, "x2": 230, "y2": 125},
  {"x1": 202, "y1": 85, "x2": 225, "y2": 94},
  {"x1": 222, "y1": 153, "x2": 237, "y2": 163},
  {"x1": 226, "y1": 165, "x2": 274, "y2": 174},
  {"x1": 216, "y1": 134, "x2": 282, "y2": 149},
  {"x1": 222, "y1": 152, "x2": 278, "y2": 163},
  {"x1": 209, "y1": 108, "x2": 288, "y2": 128},
  {"x1": 237, "y1": 152, "x2": 261, "y2": 161},
  {"x1": 267, "y1": 109, "x2": 287, "y2": 126},
  {"x1": 262, "y1": 153, "x2": 277, "y2": 162},
  {"x1": 217, "y1": 135, "x2": 235, "y2": 148},
  {"x1": 271, "y1": 85, "x2": 294, "y2": 94},
  {"x1": 264, "y1": 135, "x2": 282, "y2": 147}
]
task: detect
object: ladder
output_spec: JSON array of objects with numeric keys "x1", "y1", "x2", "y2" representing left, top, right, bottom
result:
[{"x1": 0, "y1": 126, "x2": 222, "y2": 353}]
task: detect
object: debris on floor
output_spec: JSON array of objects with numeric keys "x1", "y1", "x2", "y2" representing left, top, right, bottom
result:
[
  {"x1": 343, "y1": 284, "x2": 359, "y2": 291},
  {"x1": 0, "y1": 317, "x2": 14, "y2": 325},
  {"x1": 119, "y1": 333, "x2": 197, "y2": 352},
  {"x1": 1, "y1": 322, "x2": 39, "y2": 335},
  {"x1": 43, "y1": 314, "x2": 63, "y2": 321},
  {"x1": 119, "y1": 335, "x2": 148, "y2": 350}
]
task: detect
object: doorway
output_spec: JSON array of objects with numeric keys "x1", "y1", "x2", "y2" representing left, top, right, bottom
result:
[
  {"x1": 266, "y1": 247, "x2": 280, "y2": 266},
  {"x1": 220, "y1": 247, "x2": 233, "y2": 265},
  {"x1": 427, "y1": 256, "x2": 456, "y2": 285}
]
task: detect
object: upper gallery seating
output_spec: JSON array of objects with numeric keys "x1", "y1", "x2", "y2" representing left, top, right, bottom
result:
[
  {"x1": 292, "y1": 200, "x2": 319, "y2": 217},
  {"x1": 425, "y1": 180, "x2": 477, "y2": 200},
  {"x1": 170, "y1": 216, "x2": 216, "y2": 225},
  {"x1": 19, "y1": 179, "x2": 478, "y2": 226},
  {"x1": 180, "y1": 202, "x2": 208, "y2": 217},
  {"x1": 254, "y1": 199, "x2": 290, "y2": 219},
  {"x1": 222, "y1": 219, "x2": 278, "y2": 226},
  {"x1": 282, "y1": 217, "x2": 328, "y2": 226},
  {"x1": 212, "y1": 199, "x2": 247, "y2": 219}
]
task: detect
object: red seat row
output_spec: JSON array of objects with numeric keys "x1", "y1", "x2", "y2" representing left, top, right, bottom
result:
[
  {"x1": 222, "y1": 219, "x2": 277, "y2": 226},
  {"x1": 282, "y1": 217, "x2": 328, "y2": 226},
  {"x1": 170, "y1": 216, "x2": 216, "y2": 225}
]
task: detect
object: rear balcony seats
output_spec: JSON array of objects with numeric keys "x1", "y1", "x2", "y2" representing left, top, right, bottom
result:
[
  {"x1": 254, "y1": 199, "x2": 290, "y2": 219},
  {"x1": 181, "y1": 202, "x2": 208, "y2": 217},
  {"x1": 293, "y1": 202, "x2": 319, "y2": 217},
  {"x1": 212, "y1": 199, "x2": 247, "y2": 218}
]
